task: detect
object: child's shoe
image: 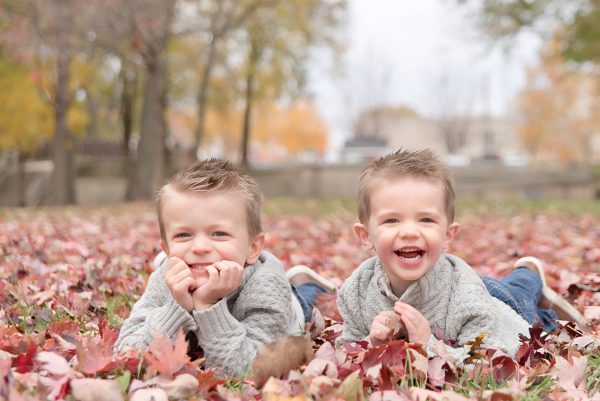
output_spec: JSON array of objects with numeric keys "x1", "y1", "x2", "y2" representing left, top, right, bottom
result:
[
  {"x1": 286, "y1": 265, "x2": 337, "y2": 293},
  {"x1": 514, "y1": 256, "x2": 588, "y2": 328}
]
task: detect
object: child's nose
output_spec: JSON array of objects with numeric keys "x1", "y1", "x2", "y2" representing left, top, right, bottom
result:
[
  {"x1": 397, "y1": 221, "x2": 419, "y2": 238},
  {"x1": 191, "y1": 237, "x2": 212, "y2": 253}
]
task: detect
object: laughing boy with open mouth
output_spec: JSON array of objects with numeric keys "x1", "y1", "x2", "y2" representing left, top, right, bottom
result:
[{"x1": 336, "y1": 148, "x2": 587, "y2": 360}]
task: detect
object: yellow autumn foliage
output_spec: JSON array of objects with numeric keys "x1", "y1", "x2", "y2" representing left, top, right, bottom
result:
[
  {"x1": 0, "y1": 57, "x2": 53, "y2": 154},
  {"x1": 0, "y1": 55, "x2": 90, "y2": 155}
]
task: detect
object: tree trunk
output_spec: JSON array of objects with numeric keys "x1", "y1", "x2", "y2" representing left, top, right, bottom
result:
[
  {"x1": 48, "y1": 8, "x2": 75, "y2": 205},
  {"x1": 240, "y1": 36, "x2": 261, "y2": 171},
  {"x1": 126, "y1": 54, "x2": 166, "y2": 200},
  {"x1": 16, "y1": 151, "x2": 25, "y2": 207},
  {"x1": 193, "y1": 37, "x2": 218, "y2": 161},
  {"x1": 240, "y1": 70, "x2": 254, "y2": 171},
  {"x1": 120, "y1": 66, "x2": 137, "y2": 185},
  {"x1": 86, "y1": 89, "x2": 98, "y2": 138}
]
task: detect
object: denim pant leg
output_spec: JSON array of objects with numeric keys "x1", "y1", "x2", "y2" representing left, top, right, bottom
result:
[
  {"x1": 291, "y1": 283, "x2": 326, "y2": 323},
  {"x1": 482, "y1": 267, "x2": 558, "y2": 332}
]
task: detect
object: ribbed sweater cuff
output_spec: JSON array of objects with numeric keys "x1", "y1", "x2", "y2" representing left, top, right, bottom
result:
[
  {"x1": 147, "y1": 297, "x2": 196, "y2": 343},
  {"x1": 192, "y1": 299, "x2": 241, "y2": 339}
]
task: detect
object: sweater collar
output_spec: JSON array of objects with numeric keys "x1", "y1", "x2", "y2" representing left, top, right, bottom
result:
[
  {"x1": 373, "y1": 254, "x2": 453, "y2": 304},
  {"x1": 228, "y1": 251, "x2": 278, "y2": 299}
]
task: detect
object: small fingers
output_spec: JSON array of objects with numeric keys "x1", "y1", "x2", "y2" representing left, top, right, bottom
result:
[
  {"x1": 205, "y1": 265, "x2": 220, "y2": 285},
  {"x1": 395, "y1": 302, "x2": 431, "y2": 344},
  {"x1": 213, "y1": 261, "x2": 244, "y2": 287},
  {"x1": 370, "y1": 311, "x2": 397, "y2": 345},
  {"x1": 172, "y1": 276, "x2": 196, "y2": 293},
  {"x1": 165, "y1": 257, "x2": 188, "y2": 278},
  {"x1": 165, "y1": 265, "x2": 192, "y2": 286}
]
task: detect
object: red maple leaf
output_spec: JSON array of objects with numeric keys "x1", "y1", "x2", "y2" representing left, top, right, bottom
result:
[
  {"x1": 515, "y1": 324, "x2": 554, "y2": 369},
  {"x1": 144, "y1": 330, "x2": 190, "y2": 378},
  {"x1": 358, "y1": 340, "x2": 413, "y2": 373},
  {"x1": 487, "y1": 353, "x2": 519, "y2": 382},
  {"x1": 98, "y1": 315, "x2": 118, "y2": 347},
  {"x1": 196, "y1": 369, "x2": 226, "y2": 392},
  {"x1": 13, "y1": 342, "x2": 38, "y2": 374},
  {"x1": 314, "y1": 293, "x2": 343, "y2": 322}
]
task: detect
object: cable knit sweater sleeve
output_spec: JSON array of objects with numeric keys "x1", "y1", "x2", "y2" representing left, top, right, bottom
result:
[
  {"x1": 115, "y1": 263, "x2": 197, "y2": 351},
  {"x1": 337, "y1": 280, "x2": 371, "y2": 343},
  {"x1": 191, "y1": 252, "x2": 293, "y2": 377},
  {"x1": 445, "y1": 263, "x2": 495, "y2": 346},
  {"x1": 336, "y1": 257, "x2": 395, "y2": 345}
]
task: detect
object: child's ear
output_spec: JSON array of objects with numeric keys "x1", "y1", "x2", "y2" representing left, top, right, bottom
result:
[
  {"x1": 160, "y1": 240, "x2": 170, "y2": 256},
  {"x1": 353, "y1": 223, "x2": 374, "y2": 251},
  {"x1": 246, "y1": 233, "x2": 265, "y2": 265},
  {"x1": 445, "y1": 222, "x2": 460, "y2": 245}
]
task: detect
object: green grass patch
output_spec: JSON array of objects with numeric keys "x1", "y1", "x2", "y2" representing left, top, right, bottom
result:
[
  {"x1": 263, "y1": 197, "x2": 356, "y2": 218},
  {"x1": 457, "y1": 198, "x2": 600, "y2": 216},
  {"x1": 447, "y1": 362, "x2": 554, "y2": 400},
  {"x1": 2, "y1": 198, "x2": 600, "y2": 220},
  {"x1": 262, "y1": 197, "x2": 600, "y2": 219},
  {"x1": 586, "y1": 351, "x2": 600, "y2": 396}
]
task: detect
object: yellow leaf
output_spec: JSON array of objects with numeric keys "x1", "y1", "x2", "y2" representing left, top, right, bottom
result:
[{"x1": 337, "y1": 370, "x2": 366, "y2": 401}]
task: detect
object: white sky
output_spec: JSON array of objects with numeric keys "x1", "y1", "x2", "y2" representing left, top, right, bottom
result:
[{"x1": 308, "y1": 0, "x2": 543, "y2": 154}]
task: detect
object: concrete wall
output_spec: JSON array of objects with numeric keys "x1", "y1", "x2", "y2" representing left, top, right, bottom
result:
[
  {"x1": 2, "y1": 163, "x2": 598, "y2": 206},
  {"x1": 251, "y1": 164, "x2": 600, "y2": 200}
]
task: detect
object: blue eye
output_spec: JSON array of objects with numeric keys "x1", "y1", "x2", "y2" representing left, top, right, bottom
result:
[
  {"x1": 174, "y1": 232, "x2": 190, "y2": 238},
  {"x1": 213, "y1": 231, "x2": 229, "y2": 237}
]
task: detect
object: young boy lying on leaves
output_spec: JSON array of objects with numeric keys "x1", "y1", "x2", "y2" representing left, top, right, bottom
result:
[
  {"x1": 115, "y1": 159, "x2": 335, "y2": 376},
  {"x1": 336, "y1": 148, "x2": 588, "y2": 360}
]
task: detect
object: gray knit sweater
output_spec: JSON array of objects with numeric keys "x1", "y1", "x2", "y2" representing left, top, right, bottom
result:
[
  {"x1": 336, "y1": 254, "x2": 530, "y2": 358},
  {"x1": 115, "y1": 251, "x2": 304, "y2": 376}
]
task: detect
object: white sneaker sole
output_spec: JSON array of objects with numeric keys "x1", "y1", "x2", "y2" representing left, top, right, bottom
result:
[
  {"x1": 285, "y1": 265, "x2": 336, "y2": 293},
  {"x1": 514, "y1": 256, "x2": 588, "y2": 329}
]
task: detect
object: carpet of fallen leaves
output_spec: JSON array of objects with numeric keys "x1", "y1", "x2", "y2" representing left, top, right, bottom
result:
[{"x1": 1, "y1": 202, "x2": 600, "y2": 401}]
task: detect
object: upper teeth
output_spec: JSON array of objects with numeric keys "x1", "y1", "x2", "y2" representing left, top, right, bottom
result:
[{"x1": 400, "y1": 248, "x2": 420, "y2": 252}]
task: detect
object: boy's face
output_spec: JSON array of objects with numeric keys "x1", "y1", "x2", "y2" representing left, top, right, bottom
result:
[
  {"x1": 354, "y1": 177, "x2": 459, "y2": 295},
  {"x1": 160, "y1": 190, "x2": 264, "y2": 287}
]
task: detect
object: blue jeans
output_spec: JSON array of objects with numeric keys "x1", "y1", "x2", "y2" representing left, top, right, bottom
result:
[
  {"x1": 482, "y1": 267, "x2": 558, "y2": 332},
  {"x1": 292, "y1": 283, "x2": 326, "y2": 322}
]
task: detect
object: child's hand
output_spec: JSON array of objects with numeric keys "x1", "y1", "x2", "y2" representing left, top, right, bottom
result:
[
  {"x1": 192, "y1": 260, "x2": 244, "y2": 310},
  {"x1": 369, "y1": 310, "x2": 401, "y2": 346},
  {"x1": 164, "y1": 256, "x2": 195, "y2": 312},
  {"x1": 394, "y1": 302, "x2": 431, "y2": 345}
]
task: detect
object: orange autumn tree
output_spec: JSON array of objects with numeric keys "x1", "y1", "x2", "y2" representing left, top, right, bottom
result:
[
  {"x1": 169, "y1": 101, "x2": 328, "y2": 164},
  {"x1": 517, "y1": 33, "x2": 600, "y2": 164},
  {"x1": 252, "y1": 101, "x2": 328, "y2": 162}
]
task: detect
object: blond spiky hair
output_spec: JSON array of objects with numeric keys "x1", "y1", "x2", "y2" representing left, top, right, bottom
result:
[
  {"x1": 357, "y1": 148, "x2": 455, "y2": 224},
  {"x1": 156, "y1": 158, "x2": 263, "y2": 243}
]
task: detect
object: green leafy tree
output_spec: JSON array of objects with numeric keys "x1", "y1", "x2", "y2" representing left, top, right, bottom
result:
[
  {"x1": 455, "y1": 0, "x2": 598, "y2": 64},
  {"x1": 563, "y1": 0, "x2": 600, "y2": 63}
]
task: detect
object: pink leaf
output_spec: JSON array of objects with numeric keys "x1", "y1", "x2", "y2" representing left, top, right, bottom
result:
[
  {"x1": 36, "y1": 352, "x2": 73, "y2": 377},
  {"x1": 77, "y1": 336, "x2": 113, "y2": 375},
  {"x1": 144, "y1": 331, "x2": 190, "y2": 378}
]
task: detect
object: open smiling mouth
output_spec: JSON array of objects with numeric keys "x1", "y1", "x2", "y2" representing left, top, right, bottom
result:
[
  {"x1": 394, "y1": 248, "x2": 425, "y2": 259},
  {"x1": 188, "y1": 263, "x2": 211, "y2": 270}
]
